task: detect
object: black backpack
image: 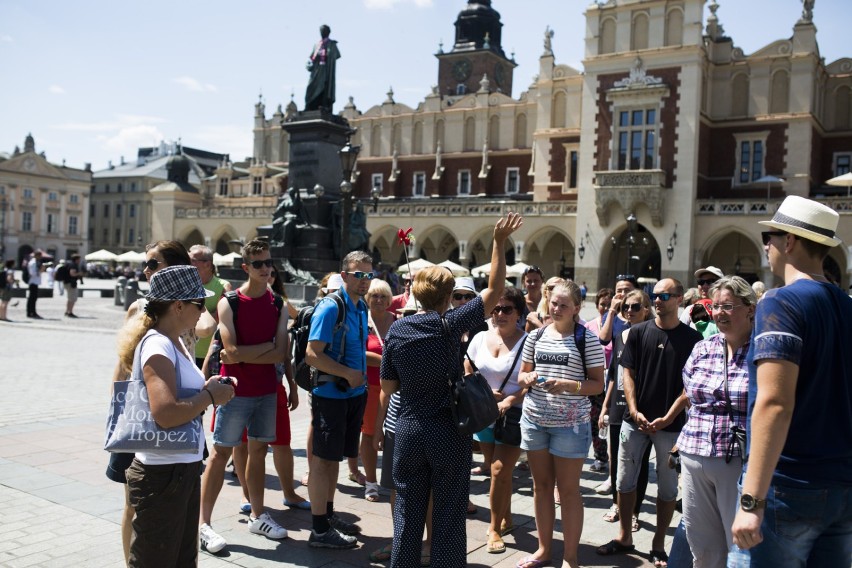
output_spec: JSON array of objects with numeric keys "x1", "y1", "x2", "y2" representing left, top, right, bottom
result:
[
  {"x1": 55, "y1": 264, "x2": 69, "y2": 283},
  {"x1": 213, "y1": 290, "x2": 284, "y2": 376},
  {"x1": 534, "y1": 322, "x2": 587, "y2": 374},
  {"x1": 289, "y1": 292, "x2": 347, "y2": 391},
  {"x1": 21, "y1": 262, "x2": 30, "y2": 284},
  {"x1": 224, "y1": 290, "x2": 284, "y2": 337}
]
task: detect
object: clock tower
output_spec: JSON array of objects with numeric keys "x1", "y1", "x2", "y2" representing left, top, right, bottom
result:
[{"x1": 436, "y1": 1, "x2": 516, "y2": 98}]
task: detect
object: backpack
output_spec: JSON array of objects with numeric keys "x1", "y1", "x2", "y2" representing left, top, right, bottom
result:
[
  {"x1": 224, "y1": 290, "x2": 284, "y2": 340},
  {"x1": 55, "y1": 264, "x2": 69, "y2": 283},
  {"x1": 215, "y1": 290, "x2": 284, "y2": 377},
  {"x1": 21, "y1": 262, "x2": 30, "y2": 284},
  {"x1": 289, "y1": 292, "x2": 347, "y2": 391},
  {"x1": 534, "y1": 322, "x2": 587, "y2": 376}
]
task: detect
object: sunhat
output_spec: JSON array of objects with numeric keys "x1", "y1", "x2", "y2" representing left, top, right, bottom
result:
[
  {"x1": 759, "y1": 195, "x2": 841, "y2": 247},
  {"x1": 146, "y1": 265, "x2": 214, "y2": 302},
  {"x1": 323, "y1": 273, "x2": 345, "y2": 293},
  {"x1": 453, "y1": 276, "x2": 477, "y2": 294},
  {"x1": 396, "y1": 293, "x2": 420, "y2": 314},
  {"x1": 694, "y1": 266, "x2": 724, "y2": 280}
]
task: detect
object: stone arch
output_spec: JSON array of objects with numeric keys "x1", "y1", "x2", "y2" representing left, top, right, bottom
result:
[
  {"x1": 664, "y1": 6, "x2": 684, "y2": 47},
  {"x1": 834, "y1": 85, "x2": 851, "y2": 130},
  {"x1": 368, "y1": 224, "x2": 401, "y2": 268},
  {"x1": 699, "y1": 228, "x2": 764, "y2": 283},
  {"x1": 370, "y1": 123, "x2": 382, "y2": 157},
  {"x1": 769, "y1": 69, "x2": 789, "y2": 114},
  {"x1": 552, "y1": 91, "x2": 567, "y2": 129},
  {"x1": 489, "y1": 115, "x2": 500, "y2": 150},
  {"x1": 631, "y1": 12, "x2": 649, "y2": 51},
  {"x1": 211, "y1": 225, "x2": 239, "y2": 255},
  {"x1": 514, "y1": 113, "x2": 528, "y2": 148},
  {"x1": 466, "y1": 226, "x2": 515, "y2": 268},
  {"x1": 412, "y1": 121, "x2": 423, "y2": 154},
  {"x1": 464, "y1": 117, "x2": 476, "y2": 151},
  {"x1": 731, "y1": 72, "x2": 750, "y2": 117},
  {"x1": 525, "y1": 226, "x2": 575, "y2": 280},
  {"x1": 602, "y1": 218, "x2": 662, "y2": 283},
  {"x1": 177, "y1": 226, "x2": 205, "y2": 248},
  {"x1": 599, "y1": 17, "x2": 616, "y2": 55},
  {"x1": 417, "y1": 225, "x2": 459, "y2": 263}
]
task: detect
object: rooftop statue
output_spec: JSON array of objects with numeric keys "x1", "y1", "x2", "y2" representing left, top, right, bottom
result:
[{"x1": 305, "y1": 25, "x2": 340, "y2": 112}]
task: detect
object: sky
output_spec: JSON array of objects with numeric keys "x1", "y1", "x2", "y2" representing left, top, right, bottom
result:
[{"x1": 0, "y1": 0, "x2": 847, "y2": 172}]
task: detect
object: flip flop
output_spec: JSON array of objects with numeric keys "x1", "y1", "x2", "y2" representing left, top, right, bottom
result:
[
  {"x1": 603, "y1": 505, "x2": 619, "y2": 522},
  {"x1": 632, "y1": 514, "x2": 640, "y2": 532},
  {"x1": 369, "y1": 543, "x2": 393, "y2": 562},
  {"x1": 467, "y1": 502, "x2": 477, "y2": 515},
  {"x1": 486, "y1": 533, "x2": 506, "y2": 554},
  {"x1": 515, "y1": 556, "x2": 551, "y2": 568},
  {"x1": 420, "y1": 550, "x2": 431, "y2": 566},
  {"x1": 596, "y1": 539, "x2": 635, "y2": 556},
  {"x1": 283, "y1": 499, "x2": 311, "y2": 510},
  {"x1": 349, "y1": 471, "x2": 367, "y2": 486},
  {"x1": 650, "y1": 549, "x2": 669, "y2": 567}
]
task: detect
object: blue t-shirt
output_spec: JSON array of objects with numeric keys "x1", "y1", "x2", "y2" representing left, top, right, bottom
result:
[
  {"x1": 747, "y1": 279, "x2": 852, "y2": 487},
  {"x1": 308, "y1": 287, "x2": 368, "y2": 399}
]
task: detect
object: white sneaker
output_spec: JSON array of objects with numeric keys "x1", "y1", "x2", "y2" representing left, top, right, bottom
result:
[
  {"x1": 249, "y1": 512, "x2": 288, "y2": 539},
  {"x1": 594, "y1": 479, "x2": 612, "y2": 495},
  {"x1": 199, "y1": 523, "x2": 227, "y2": 553}
]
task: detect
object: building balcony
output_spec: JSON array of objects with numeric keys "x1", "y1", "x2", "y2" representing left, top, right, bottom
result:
[
  {"x1": 371, "y1": 198, "x2": 577, "y2": 218},
  {"x1": 593, "y1": 169, "x2": 667, "y2": 227}
]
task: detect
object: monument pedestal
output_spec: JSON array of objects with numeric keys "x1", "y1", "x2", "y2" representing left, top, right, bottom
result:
[{"x1": 284, "y1": 111, "x2": 352, "y2": 197}]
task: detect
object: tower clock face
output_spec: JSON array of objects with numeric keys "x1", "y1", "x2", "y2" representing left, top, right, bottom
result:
[
  {"x1": 452, "y1": 58, "x2": 472, "y2": 82},
  {"x1": 494, "y1": 63, "x2": 505, "y2": 87}
]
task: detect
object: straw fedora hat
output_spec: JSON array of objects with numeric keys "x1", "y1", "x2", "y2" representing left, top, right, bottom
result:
[{"x1": 759, "y1": 196, "x2": 841, "y2": 247}]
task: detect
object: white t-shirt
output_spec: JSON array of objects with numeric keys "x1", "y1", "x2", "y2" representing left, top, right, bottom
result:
[
  {"x1": 466, "y1": 330, "x2": 526, "y2": 401},
  {"x1": 136, "y1": 329, "x2": 206, "y2": 465},
  {"x1": 521, "y1": 325, "x2": 606, "y2": 427},
  {"x1": 27, "y1": 258, "x2": 41, "y2": 285}
]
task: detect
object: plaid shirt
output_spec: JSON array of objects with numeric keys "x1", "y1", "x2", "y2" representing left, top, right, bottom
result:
[{"x1": 677, "y1": 334, "x2": 749, "y2": 458}]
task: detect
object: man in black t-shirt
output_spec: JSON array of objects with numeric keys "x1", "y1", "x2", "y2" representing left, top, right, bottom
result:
[
  {"x1": 64, "y1": 254, "x2": 82, "y2": 318},
  {"x1": 597, "y1": 278, "x2": 701, "y2": 559}
]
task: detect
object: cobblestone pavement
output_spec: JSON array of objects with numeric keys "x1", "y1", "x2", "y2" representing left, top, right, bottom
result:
[{"x1": 0, "y1": 287, "x2": 677, "y2": 567}]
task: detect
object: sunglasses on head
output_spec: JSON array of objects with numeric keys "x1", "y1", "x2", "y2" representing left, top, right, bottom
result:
[
  {"x1": 143, "y1": 258, "x2": 163, "y2": 271},
  {"x1": 622, "y1": 302, "x2": 643, "y2": 313},
  {"x1": 345, "y1": 271, "x2": 374, "y2": 280},
  {"x1": 491, "y1": 305, "x2": 515, "y2": 315},
  {"x1": 186, "y1": 299, "x2": 205, "y2": 311},
  {"x1": 453, "y1": 293, "x2": 476, "y2": 301},
  {"x1": 523, "y1": 266, "x2": 543, "y2": 276},
  {"x1": 696, "y1": 278, "x2": 717, "y2": 286},
  {"x1": 248, "y1": 258, "x2": 274, "y2": 269},
  {"x1": 761, "y1": 231, "x2": 788, "y2": 245},
  {"x1": 651, "y1": 292, "x2": 675, "y2": 301}
]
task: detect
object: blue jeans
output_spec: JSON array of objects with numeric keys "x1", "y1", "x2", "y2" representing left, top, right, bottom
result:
[
  {"x1": 751, "y1": 483, "x2": 852, "y2": 567},
  {"x1": 668, "y1": 518, "x2": 693, "y2": 568}
]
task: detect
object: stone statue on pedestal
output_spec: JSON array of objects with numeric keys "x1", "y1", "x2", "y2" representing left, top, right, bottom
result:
[{"x1": 305, "y1": 25, "x2": 340, "y2": 112}]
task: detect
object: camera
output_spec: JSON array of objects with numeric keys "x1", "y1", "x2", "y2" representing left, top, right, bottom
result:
[{"x1": 219, "y1": 376, "x2": 235, "y2": 385}]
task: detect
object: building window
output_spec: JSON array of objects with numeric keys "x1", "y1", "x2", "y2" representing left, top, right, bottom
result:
[
  {"x1": 0, "y1": 185, "x2": 5, "y2": 195},
  {"x1": 131, "y1": 182, "x2": 137, "y2": 192},
  {"x1": 456, "y1": 84, "x2": 467, "y2": 96},
  {"x1": 22, "y1": 211, "x2": 32, "y2": 232},
  {"x1": 69, "y1": 216, "x2": 78, "y2": 235},
  {"x1": 117, "y1": 183, "x2": 123, "y2": 193},
  {"x1": 23, "y1": 188, "x2": 33, "y2": 199},
  {"x1": 569, "y1": 151, "x2": 579, "y2": 189},
  {"x1": 733, "y1": 132, "x2": 769, "y2": 185},
  {"x1": 219, "y1": 177, "x2": 229, "y2": 197},
  {"x1": 88, "y1": 227, "x2": 95, "y2": 241},
  {"x1": 102, "y1": 228, "x2": 108, "y2": 244},
  {"x1": 834, "y1": 153, "x2": 851, "y2": 177},
  {"x1": 90, "y1": 203, "x2": 95, "y2": 218},
  {"x1": 413, "y1": 172, "x2": 426, "y2": 197},
  {"x1": 252, "y1": 176, "x2": 262, "y2": 195},
  {"x1": 116, "y1": 203, "x2": 122, "y2": 217},
  {"x1": 115, "y1": 228, "x2": 121, "y2": 244},
  {"x1": 128, "y1": 228, "x2": 135, "y2": 244},
  {"x1": 614, "y1": 108, "x2": 657, "y2": 170},
  {"x1": 103, "y1": 203, "x2": 109, "y2": 217},
  {"x1": 70, "y1": 194, "x2": 79, "y2": 204},
  {"x1": 48, "y1": 192, "x2": 58, "y2": 201},
  {"x1": 505, "y1": 168, "x2": 520, "y2": 194},
  {"x1": 47, "y1": 213, "x2": 56, "y2": 233},
  {"x1": 458, "y1": 169, "x2": 472, "y2": 195},
  {"x1": 129, "y1": 204, "x2": 136, "y2": 218},
  {"x1": 105, "y1": 184, "x2": 110, "y2": 193},
  {"x1": 371, "y1": 173, "x2": 384, "y2": 192}
]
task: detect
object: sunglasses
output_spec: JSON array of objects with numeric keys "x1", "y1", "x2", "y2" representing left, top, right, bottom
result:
[
  {"x1": 491, "y1": 305, "x2": 515, "y2": 315},
  {"x1": 711, "y1": 303, "x2": 746, "y2": 312},
  {"x1": 622, "y1": 302, "x2": 643, "y2": 313},
  {"x1": 186, "y1": 299, "x2": 205, "y2": 311},
  {"x1": 143, "y1": 258, "x2": 163, "y2": 271},
  {"x1": 248, "y1": 259, "x2": 274, "y2": 269},
  {"x1": 345, "y1": 271, "x2": 374, "y2": 280},
  {"x1": 651, "y1": 292, "x2": 676, "y2": 301},
  {"x1": 761, "y1": 231, "x2": 788, "y2": 245},
  {"x1": 453, "y1": 293, "x2": 476, "y2": 301},
  {"x1": 523, "y1": 266, "x2": 543, "y2": 276},
  {"x1": 696, "y1": 278, "x2": 717, "y2": 286},
  {"x1": 616, "y1": 274, "x2": 637, "y2": 283}
]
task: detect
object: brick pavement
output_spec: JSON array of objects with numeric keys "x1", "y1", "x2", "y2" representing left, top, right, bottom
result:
[{"x1": 0, "y1": 288, "x2": 678, "y2": 567}]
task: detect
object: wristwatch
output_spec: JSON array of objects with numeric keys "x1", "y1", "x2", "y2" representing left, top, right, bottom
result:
[{"x1": 740, "y1": 493, "x2": 767, "y2": 512}]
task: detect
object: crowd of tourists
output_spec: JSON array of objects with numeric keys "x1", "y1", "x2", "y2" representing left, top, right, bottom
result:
[{"x1": 104, "y1": 195, "x2": 850, "y2": 568}]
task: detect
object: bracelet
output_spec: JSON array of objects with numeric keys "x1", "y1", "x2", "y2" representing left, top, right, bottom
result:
[
  {"x1": 575, "y1": 380, "x2": 582, "y2": 394},
  {"x1": 203, "y1": 387, "x2": 215, "y2": 406}
]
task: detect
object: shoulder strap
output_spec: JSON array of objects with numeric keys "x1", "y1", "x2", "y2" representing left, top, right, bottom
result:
[
  {"x1": 321, "y1": 292, "x2": 348, "y2": 363},
  {"x1": 721, "y1": 337, "x2": 736, "y2": 423},
  {"x1": 225, "y1": 290, "x2": 239, "y2": 341},
  {"x1": 498, "y1": 336, "x2": 527, "y2": 393},
  {"x1": 574, "y1": 322, "x2": 587, "y2": 374}
]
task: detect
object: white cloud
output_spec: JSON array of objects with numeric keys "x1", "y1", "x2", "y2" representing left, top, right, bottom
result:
[
  {"x1": 48, "y1": 85, "x2": 65, "y2": 94},
  {"x1": 53, "y1": 114, "x2": 167, "y2": 132},
  {"x1": 0, "y1": 35, "x2": 12, "y2": 43},
  {"x1": 363, "y1": 0, "x2": 432, "y2": 9},
  {"x1": 99, "y1": 124, "x2": 165, "y2": 154},
  {"x1": 173, "y1": 76, "x2": 218, "y2": 93},
  {"x1": 193, "y1": 124, "x2": 252, "y2": 161}
]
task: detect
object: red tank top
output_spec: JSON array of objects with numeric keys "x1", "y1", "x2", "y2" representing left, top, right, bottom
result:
[
  {"x1": 366, "y1": 331, "x2": 383, "y2": 386},
  {"x1": 222, "y1": 289, "x2": 279, "y2": 397}
]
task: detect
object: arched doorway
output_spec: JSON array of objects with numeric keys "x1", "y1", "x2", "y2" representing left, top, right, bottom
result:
[
  {"x1": 702, "y1": 231, "x2": 763, "y2": 284},
  {"x1": 417, "y1": 225, "x2": 458, "y2": 264},
  {"x1": 608, "y1": 222, "x2": 661, "y2": 282},
  {"x1": 525, "y1": 229, "x2": 574, "y2": 280}
]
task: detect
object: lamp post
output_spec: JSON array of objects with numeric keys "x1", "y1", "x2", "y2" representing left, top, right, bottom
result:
[
  {"x1": 625, "y1": 212, "x2": 637, "y2": 275},
  {"x1": 0, "y1": 197, "x2": 7, "y2": 261},
  {"x1": 338, "y1": 141, "x2": 361, "y2": 258},
  {"x1": 371, "y1": 182, "x2": 382, "y2": 213}
]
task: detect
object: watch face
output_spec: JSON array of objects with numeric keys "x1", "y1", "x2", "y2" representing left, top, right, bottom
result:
[
  {"x1": 452, "y1": 58, "x2": 472, "y2": 82},
  {"x1": 740, "y1": 494, "x2": 759, "y2": 511}
]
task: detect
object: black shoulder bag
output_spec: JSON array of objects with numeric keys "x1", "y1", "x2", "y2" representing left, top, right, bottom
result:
[
  {"x1": 722, "y1": 338, "x2": 748, "y2": 464},
  {"x1": 442, "y1": 317, "x2": 499, "y2": 435},
  {"x1": 491, "y1": 337, "x2": 527, "y2": 446}
]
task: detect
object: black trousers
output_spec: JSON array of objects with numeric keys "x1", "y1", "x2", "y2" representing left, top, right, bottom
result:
[{"x1": 26, "y1": 283, "x2": 38, "y2": 316}]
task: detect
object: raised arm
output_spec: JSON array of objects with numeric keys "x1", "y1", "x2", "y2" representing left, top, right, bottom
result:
[{"x1": 480, "y1": 212, "x2": 523, "y2": 314}]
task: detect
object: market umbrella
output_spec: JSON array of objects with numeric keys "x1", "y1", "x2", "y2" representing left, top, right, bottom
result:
[
  {"x1": 471, "y1": 262, "x2": 491, "y2": 278},
  {"x1": 507, "y1": 261, "x2": 534, "y2": 277},
  {"x1": 115, "y1": 251, "x2": 146, "y2": 263},
  {"x1": 85, "y1": 249, "x2": 118, "y2": 262},
  {"x1": 218, "y1": 252, "x2": 242, "y2": 267},
  {"x1": 753, "y1": 175, "x2": 785, "y2": 202},
  {"x1": 827, "y1": 171, "x2": 852, "y2": 197},
  {"x1": 212, "y1": 252, "x2": 227, "y2": 266},
  {"x1": 397, "y1": 258, "x2": 435, "y2": 273},
  {"x1": 437, "y1": 259, "x2": 470, "y2": 277}
]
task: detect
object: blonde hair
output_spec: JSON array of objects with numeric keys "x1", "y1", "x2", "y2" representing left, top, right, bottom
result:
[
  {"x1": 537, "y1": 276, "x2": 566, "y2": 316},
  {"x1": 116, "y1": 301, "x2": 173, "y2": 372},
  {"x1": 366, "y1": 278, "x2": 392, "y2": 301},
  {"x1": 413, "y1": 266, "x2": 455, "y2": 311},
  {"x1": 624, "y1": 290, "x2": 654, "y2": 321}
]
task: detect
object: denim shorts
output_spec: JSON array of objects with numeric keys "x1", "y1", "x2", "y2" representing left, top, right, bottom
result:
[
  {"x1": 212, "y1": 393, "x2": 277, "y2": 446},
  {"x1": 520, "y1": 414, "x2": 591, "y2": 458}
]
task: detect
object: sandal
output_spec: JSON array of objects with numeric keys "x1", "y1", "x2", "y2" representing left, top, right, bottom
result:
[
  {"x1": 420, "y1": 550, "x2": 430, "y2": 566},
  {"x1": 349, "y1": 471, "x2": 367, "y2": 486},
  {"x1": 632, "y1": 514, "x2": 640, "y2": 532},
  {"x1": 650, "y1": 549, "x2": 669, "y2": 567},
  {"x1": 515, "y1": 556, "x2": 551, "y2": 568},
  {"x1": 365, "y1": 481, "x2": 380, "y2": 502},
  {"x1": 300, "y1": 471, "x2": 310, "y2": 486},
  {"x1": 603, "y1": 504, "x2": 619, "y2": 522},
  {"x1": 486, "y1": 532, "x2": 506, "y2": 554},
  {"x1": 369, "y1": 543, "x2": 392, "y2": 562},
  {"x1": 500, "y1": 518, "x2": 514, "y2": 535},
  {"x1": 553, "y1": 487, "x2": 561, "y2": 506},
  {"x1": 596, "y1": 539, "x2": 635, "y2": 556}
]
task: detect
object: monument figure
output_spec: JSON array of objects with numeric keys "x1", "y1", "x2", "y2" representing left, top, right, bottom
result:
[
  {"x1": 271, "y1": 184, "x2": 307, "y2": 252},
  {"x1": 305, "y1": 25, "x2": 340, "y2": 112}
]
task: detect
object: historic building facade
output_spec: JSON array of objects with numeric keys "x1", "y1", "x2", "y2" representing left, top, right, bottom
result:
[
  {"x1": 0, "y1": 134, "x2": 92, "y2": 264},
  {"x1": 159, "y1": 0, "x2": 852, "y2": 290}
]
